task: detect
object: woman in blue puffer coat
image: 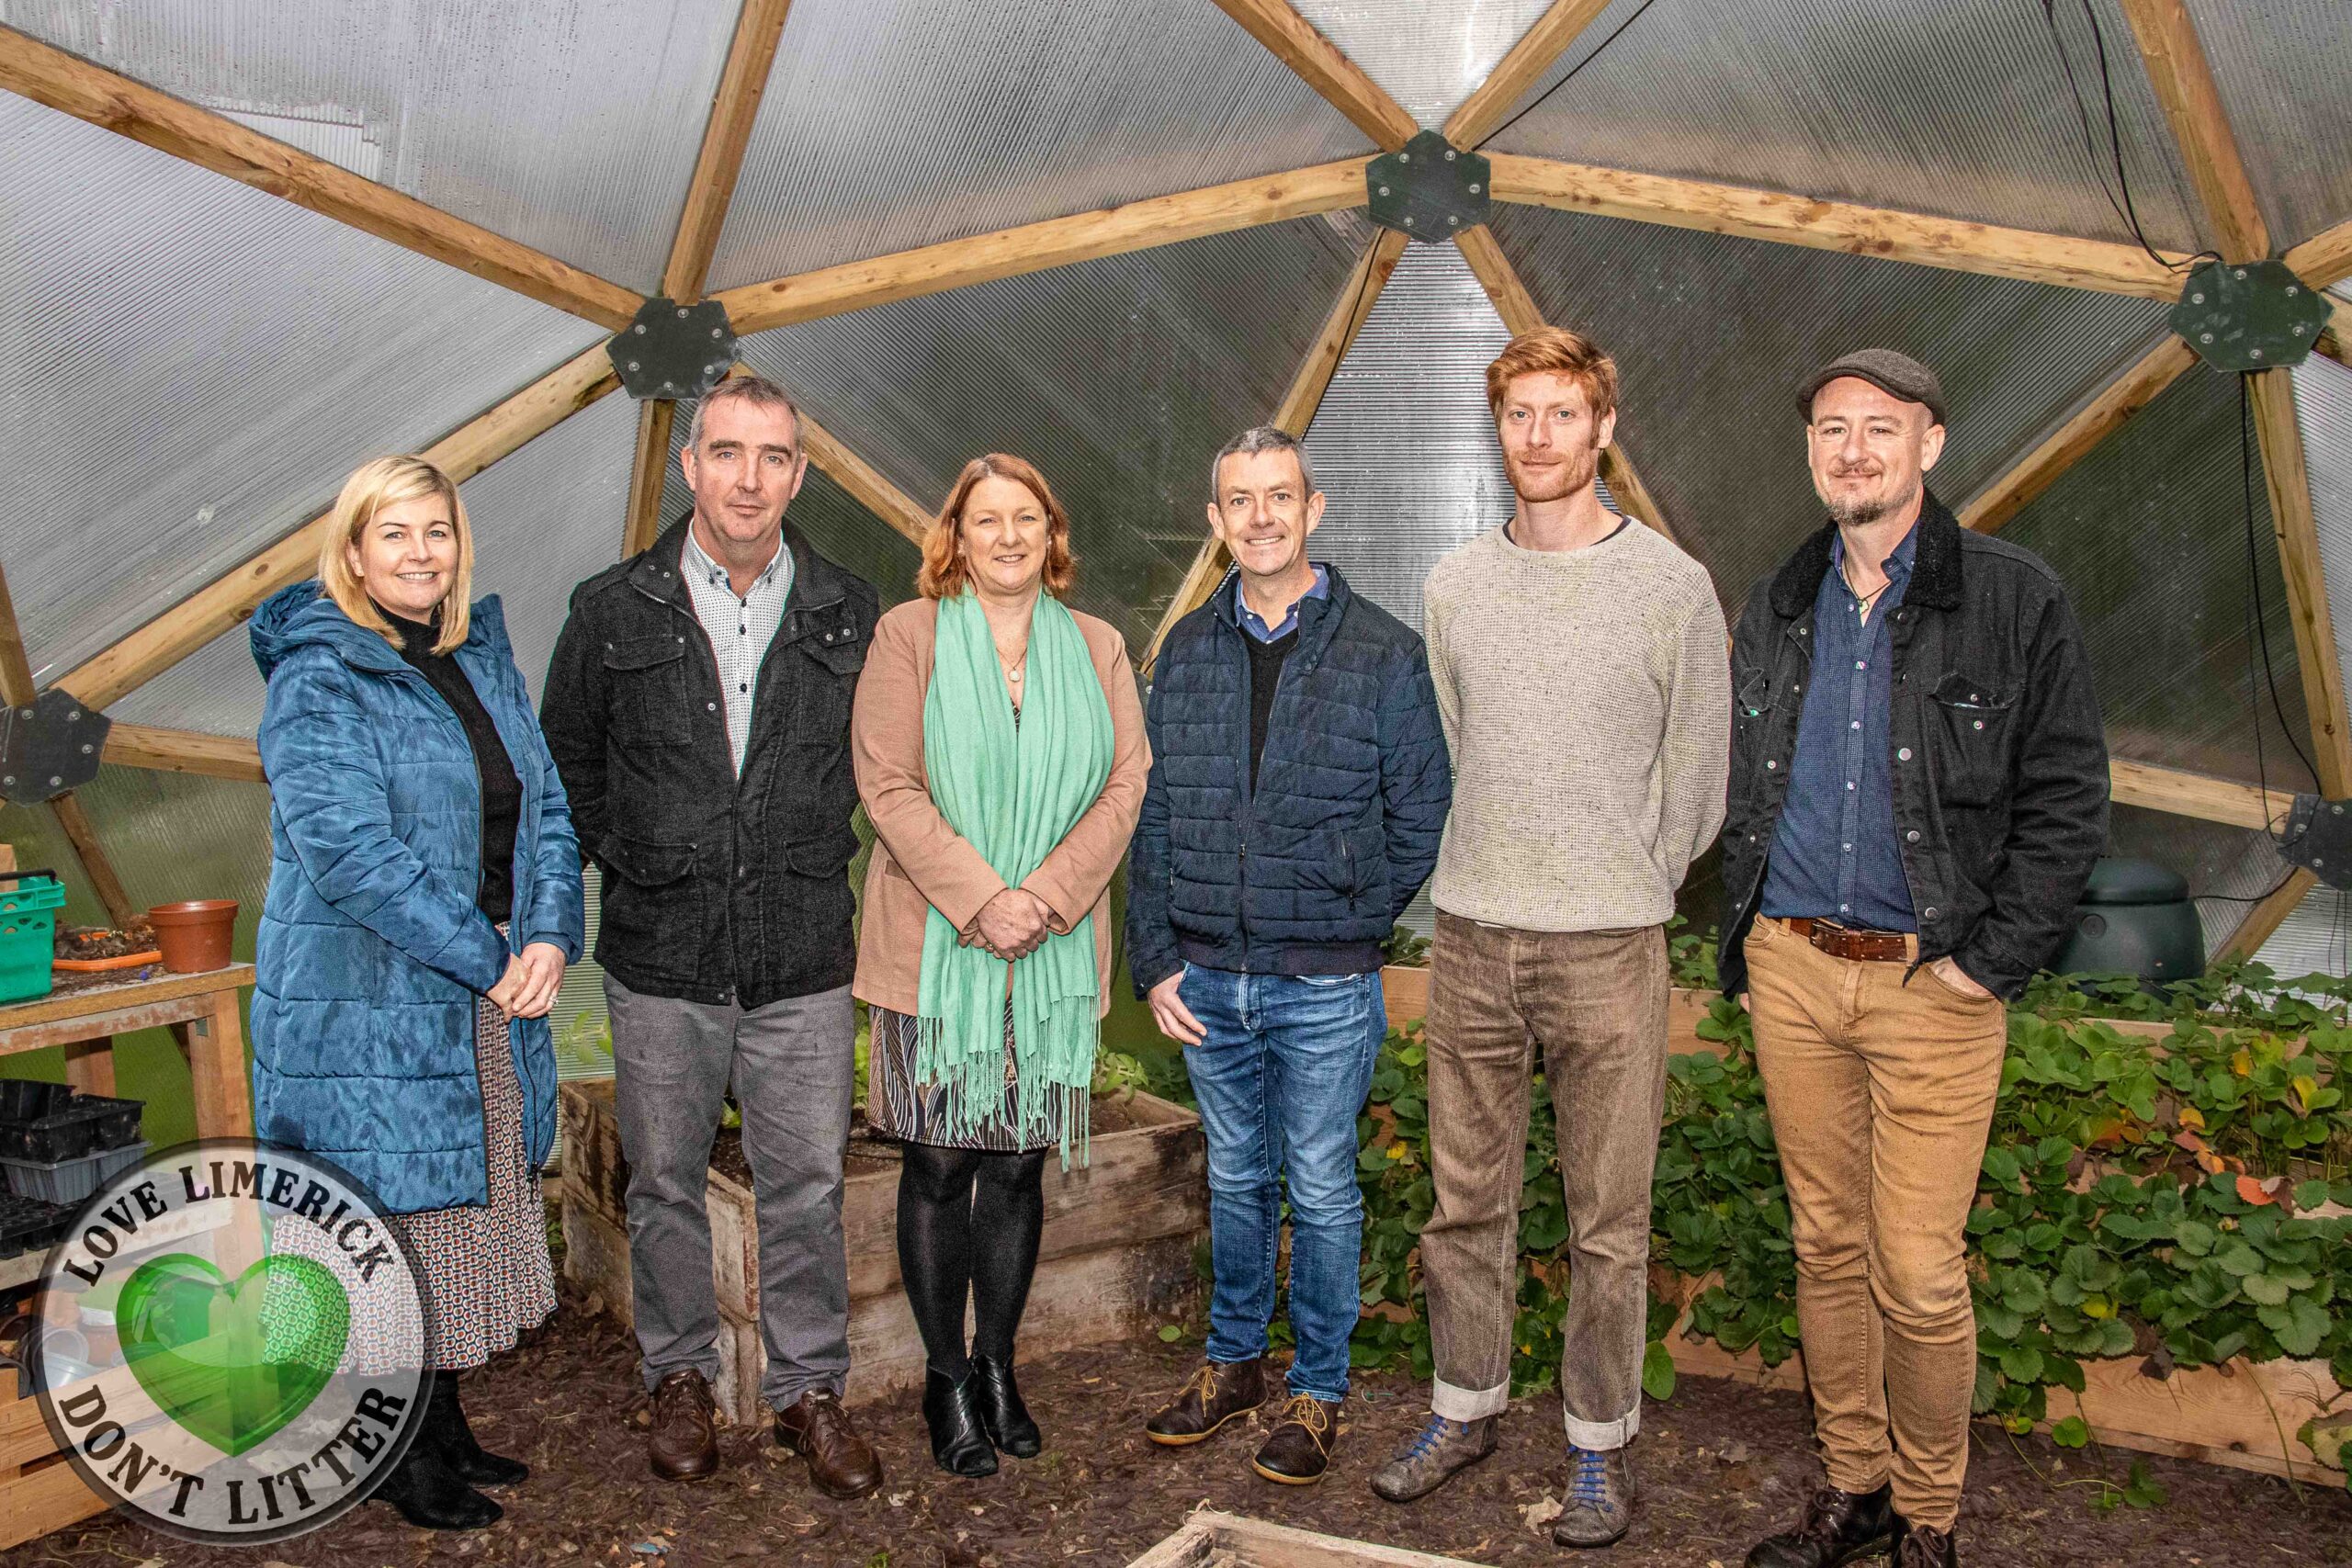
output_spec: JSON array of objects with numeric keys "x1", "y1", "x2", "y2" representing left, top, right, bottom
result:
[{"x1": 250, "y1": 454, "x2": 582, "y2": 1532}]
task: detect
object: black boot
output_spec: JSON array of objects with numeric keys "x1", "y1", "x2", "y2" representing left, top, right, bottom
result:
[
  {"x1": 424, "y1": 1370, "x2": 530, "y2": 1487},
  {"x1": 969, "y1": 1356, "x2": 1041, "y2": 1458},
  {"x1": 922, "y1": 1369, "x2": 999, "y2": 1477},
  {"x1": 1747, "y1": 1483, "x2": 1895, "y2": 1567},
  {"x1": 372, "y1": 1432, "x2": 503, "y2": 1530}
]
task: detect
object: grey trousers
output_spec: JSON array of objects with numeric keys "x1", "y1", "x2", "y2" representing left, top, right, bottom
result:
[{"x1": 605, "y1": 973, "x2": 855, "y2": 1410}]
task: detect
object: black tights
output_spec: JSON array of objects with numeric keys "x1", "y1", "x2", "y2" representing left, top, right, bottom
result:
[{"x1": 896, "y1": 1143, "x2": 1048, "y2": 1381}]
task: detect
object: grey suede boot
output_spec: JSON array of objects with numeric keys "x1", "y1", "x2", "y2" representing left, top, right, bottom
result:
[{"x1": 1369, "y1": 1413, "x2": 1498, "y2": 1503}]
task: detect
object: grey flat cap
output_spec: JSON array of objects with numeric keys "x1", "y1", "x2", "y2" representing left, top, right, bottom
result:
[{"x1": 1796, "y1": 349, "x2": 1946, "y2": 426}]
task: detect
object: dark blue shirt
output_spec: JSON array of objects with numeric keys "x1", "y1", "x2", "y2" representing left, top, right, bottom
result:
[
  {"x1": 1759, "y1": 525, "x2": 1918, "y2": 931},
  {"x1": 1237, "y1": 562, "x2": 1329, "y2": 643}
]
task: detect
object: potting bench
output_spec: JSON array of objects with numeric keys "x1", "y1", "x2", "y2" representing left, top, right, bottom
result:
[{"x1": 0, "y1": 964, "x2": 254, "y2": 1139}]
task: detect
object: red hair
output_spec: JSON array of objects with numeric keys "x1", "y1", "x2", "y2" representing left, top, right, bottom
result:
[
  {"x1": 1486, "y1": 325, "x2": 1620, "y2": 422},
  {"x1": 916, "y1": 455, "x2": 1079, "y2": 599}
]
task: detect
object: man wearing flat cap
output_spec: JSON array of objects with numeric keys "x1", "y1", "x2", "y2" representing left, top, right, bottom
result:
[{"x1": 1725, "y1": 352, "x2": 2108, "y2": 1568}]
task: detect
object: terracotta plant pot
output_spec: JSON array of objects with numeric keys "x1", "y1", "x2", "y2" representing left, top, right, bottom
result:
[{"x1": 146, "y1": 900, "x2": 237, "y2": 973}]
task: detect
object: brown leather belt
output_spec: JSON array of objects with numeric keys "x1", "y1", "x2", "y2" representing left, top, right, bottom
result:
[{"x1": 1784, "y1": 917, "x2": 1909, "y2": 964}]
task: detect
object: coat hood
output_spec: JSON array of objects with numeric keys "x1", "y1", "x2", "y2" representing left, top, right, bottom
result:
[{"x1": 249, "y1": 581, "x2": 514, "y2": 681}]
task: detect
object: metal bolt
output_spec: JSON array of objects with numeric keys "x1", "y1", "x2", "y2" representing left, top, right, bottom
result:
[
  {"x1": 47, "y1": 776, "x2": 59, "y2": 787},
  {"x1": 2250, "y1": 347, "x2": 2264, "y2": 359},
  {"x1": 1444, "y1": 148, "x2": 1456, "y2": 162},
  {"x1": 2200, "y1": 333, "x2": 2214, "y2": 344},
  {"x1": 634, "y1": 323, "x2": 647, "y2": 334},
  {"x1": 1447, "y1": 215, "x2": 1459, "y2": 227},
  {"x1": 1398, "y1": 151, "x2": 1410, "y2": 163},
  {"x1": 676, "y1": 307, "x2": 689, "y2": 318},
  {"x1": 662, "y1": 380, "x2": 677, "y2": 392},
  {"x1": 1404, "y1": 216, "x2": 1416, "y2": 227},
  {"x1": 2, "y1": 776, "x2": 13, "y2": 786},
  {"x1": 2234, "y1": 267, "x2": 2248, "y2": 279},
  {"x1": 2192, "y1": 291, "x2": 2205, "y2": 304},
  {"x1": 1469, "y1": 182, "x2": 1481, "y2": 194},
  {"x1": 2288, "y1": 285, "x2": 2301, "y2": 296},
  {"x1": 1378, "y1": 185, "x2": 1391, "y2": 197},
  {"x1": 79, "y1": 743, "x2": 91, "y2": 754},
  {"x1": 65, "y1": 710, "x2": 78, "y2": 722},
  {"x1": 707, "y1": 362, "x2": 724, "y2": 377},
  {"x1": 628, "y1": 359, "x2": 641, "y2": 371}
]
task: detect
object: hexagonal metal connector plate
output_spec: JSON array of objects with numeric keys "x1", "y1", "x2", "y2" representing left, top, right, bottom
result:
[
  {"x1": 1366, "y1": 130, "x2": 1491, "y2": 243},
  {"x1": 2169, "y1": 259, "x2": 2334, "y2": 373},
  {"x1": 0, "y1": 690, "x2": 110, "y2": 805},
  {"x1": 608, "y1": 297, "x2": 739, "y2": 400}
]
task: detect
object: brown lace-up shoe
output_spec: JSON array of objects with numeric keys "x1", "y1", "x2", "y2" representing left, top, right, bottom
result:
[
  {"x1": 1892, "y1": 1517, "x2": 1957, "y2": 1567},
  {"x1": 647, "y1": 1369, "x2": 719, "y2": 1482},
  {"x1": 1145, "y1": 1358, "x2": 1268, "y2": 1446},
  {"x1": 774, "y1": 1388, "x2": 884, "y2": 1499},
  {"x1": 1252, "y1": 1393, "x2": 1341, "y2": 1484}
]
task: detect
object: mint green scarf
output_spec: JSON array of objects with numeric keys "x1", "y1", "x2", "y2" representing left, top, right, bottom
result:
[{"x1": 916, "y1": 589, "x2": 1114, "y2": 1161}]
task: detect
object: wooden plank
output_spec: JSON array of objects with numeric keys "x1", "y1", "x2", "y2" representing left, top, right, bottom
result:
[
  {"x1": 1183, "y1": 1512, "x2": 1495, "y2": 1568},
  {"x1": 2316, "y1": 326, "x2": 2348, "y2": 374},
  {"x1": 0, "y1": 25, "x2": 640, "y2": 329},
  {"x1": 1, "y1": 994, "x2": 217, "y2": 1058},
  {"x1": 2117, "y1": 0, "x2": 2267, "y2": 263},
  {"x1": 57, "y1": 345, "x2": 622, "y2": 712},
  {"x1": 48, "y1": 793, "x2": 134, "y2": 928},
  {"x1": 2283, "y1": 219, "x2": 2352, "y2": 290},
  {"x1": 175, "y1": 989, "x2": 254, "y2": 1138},
  {"x1": 0, "y1": 1455, "x2": 107, "y2": 1553},
  {"x1": 0, "y1": 963, "x2": 252, "y2": 1034},
  {"x1": 622, "y1": 399, "x2": 678, "y2": 558},
  {"x1": 1451, "y1": 223, "x2": 1678, "y2": 546},
  {"x1": 2214, "y1": 867, "x2": 2317, "y2": 964},
  {"x1": 1487, "y1": 153, "x2": 2186, "y2": 299},
  {"x1": 1443, "y1": 0, "x2": 1618, "y2": 150},
  {"x1": 1207, "y1": 0, "x2": 1417, "y2": 152},
  {"x1": 1381, "y1": 964, "x2": 1430, "y2": 1032},
  {"x1": 100, "y1": 723, "x2": 264, "y2": 784},
  {"x1": 2246, "y1": 369, "x2": 2352, "y2": 795},
  {"x1": 796, "y1": 408, "x2": 933, "y2": 548},
  {"x1": 2109, "y1": 757, "x2": 2292, "y2": 832},
  {"x1": 1140, "y1": 231, "x2": 1409, "y2": 674},
  {"x1": 713, "y1": 161, "x2": 1367, "y2": 335},
  {"x1": 662, "y1": 0, "x2": 796, "y2": 303},
  {"x1": 1958, "y1": 338, "x2": 2199, "y2": 535}
]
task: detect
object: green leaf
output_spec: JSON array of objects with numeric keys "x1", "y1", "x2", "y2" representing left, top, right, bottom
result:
[
  {"x1": 2295, "y1": 1179, "x2": 2335, "y2": 1213},
  {"x1": 2121, "y1": 1460, "x2": 2169, "y2": 1509},
  {"x1": 2213, "y1": 1239, "x2": 2265, "y2": 1278},
  {"x1": 1641, "y1": 1339, "x2": 1678, "y2": 1401},
  {"x1": 2003, "y1": 1271, "x2": 2049, "y2": 1315},
  {"x1": 2052, "y1": 1415, "x2": 2091, "y2": 1448},
  {"x1": 1999, "y1": 1344, "x2": 2044, "y2": 1383},
  {"x1": 2175, "y1": 1219, "x2": 2217, "y2": 1256},
  {"x1": 2257, "y1": 1296, "x2": 2330, "y2": 1356},
  {"x1": 2242, "y1": 1271, "x2": 2292, "y2": 1306},
  {"x1": 1156, "y1": 1325, "x2": 1184, "y2": 1343}
]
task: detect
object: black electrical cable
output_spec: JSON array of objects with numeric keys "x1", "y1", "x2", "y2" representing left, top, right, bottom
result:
[
  {"x1": 1474, "y1": 0, "x2": 1661, "y2": 152},
  {"x1": 2240, "y1": 374, "x2": 2320, "y2": 789},
  {"x1": 2039, "y1": 0, "x2": 2219, "y2": 276}
]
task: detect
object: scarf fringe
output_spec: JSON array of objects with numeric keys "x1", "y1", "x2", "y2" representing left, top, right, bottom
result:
[{"x1": 910, "y1": 999, "x2": 1097, "y2": 1168}]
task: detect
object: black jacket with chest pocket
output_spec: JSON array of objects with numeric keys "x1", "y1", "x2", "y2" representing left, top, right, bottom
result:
[
  {"x1": 1719, "y1": 492, "x2": 2109, "y2": 1002},
  {"x1": 542, "y1": 519, "x2": 879, "y2": 1010}
]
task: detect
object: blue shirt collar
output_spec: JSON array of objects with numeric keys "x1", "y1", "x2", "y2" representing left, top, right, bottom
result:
[
  {"x1": 1238, "y1": 562, "x2": 1329, "y2": 643},
  {"x1": 1828, "y1": 522, "x2": 1918, "y2": 592}
]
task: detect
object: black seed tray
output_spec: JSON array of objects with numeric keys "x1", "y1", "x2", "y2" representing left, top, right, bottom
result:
[
  {"x1": 0, "y1": 1192, "x2": 71, "y2": 1259},
  {"x1": 64, "y1": 1093, "x2": 143, "y2": 1153},
  {"x1": 0, "y1": 1094, "x2": 144, "y2": 1163},
  {"x1": 0, "y1": 1079, "x2": 70, "y2": 1122}
]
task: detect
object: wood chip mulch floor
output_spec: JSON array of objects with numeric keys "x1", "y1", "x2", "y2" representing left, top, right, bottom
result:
[{"x1": 11, "y1": 1277, "x2": 2350, "y2": 1567}]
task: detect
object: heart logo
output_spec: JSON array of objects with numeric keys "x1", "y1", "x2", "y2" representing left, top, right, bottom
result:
[{"x1": 118, "y1": 1252, "x2": 351, "y2": 1457}]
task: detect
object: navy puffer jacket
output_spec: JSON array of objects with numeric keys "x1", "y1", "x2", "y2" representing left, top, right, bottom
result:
[
  {"x1": 250, "y1": 584, "x2": 584, "y2": 1214},
  {"x1": 1126, "y1": 566, "x2": 1451, "y2": 989}
]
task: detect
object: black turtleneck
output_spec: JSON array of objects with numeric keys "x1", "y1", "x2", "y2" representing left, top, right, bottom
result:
[{"x1": 380, "y1": 604, "x2": 520, "y2": 924}]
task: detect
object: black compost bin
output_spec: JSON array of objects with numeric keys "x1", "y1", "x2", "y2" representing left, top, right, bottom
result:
[{"x1": 2050, "y1": 856, "x2": 2204, "y2": 988}]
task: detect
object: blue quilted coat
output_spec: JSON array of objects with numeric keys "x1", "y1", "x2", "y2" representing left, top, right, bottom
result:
[{"x1": 249, "y1": 582, "x2": 584, "y2": 1214}]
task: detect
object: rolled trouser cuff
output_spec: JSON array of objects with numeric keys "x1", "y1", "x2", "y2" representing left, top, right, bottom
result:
[
  {"x1": 1430, "y1": 1376, "x2": 1510, "y2": 1422},
  {"x1": 1563, "y1": 1401, "x2": 1640, "y2": 1451}
]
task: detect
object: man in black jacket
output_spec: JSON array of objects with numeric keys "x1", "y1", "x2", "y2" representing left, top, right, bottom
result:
[
  {"x1": 1728, "y1": 352, "x2": 2107, "y2": 1568},
  {"x1": 543, "y1": 376, "x2": 883, "y2": 1498}
]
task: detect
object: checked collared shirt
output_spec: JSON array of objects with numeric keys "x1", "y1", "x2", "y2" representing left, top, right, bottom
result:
[{"x1": 682, "y1": 526, "x2": 793, "y2": 776}]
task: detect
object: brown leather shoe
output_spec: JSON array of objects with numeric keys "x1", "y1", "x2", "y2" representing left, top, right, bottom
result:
[
  {"x1": 647, "y1": 1369, "x2": 719, "y2": 1483},
  {"x1": 774, "y1": 1388, "x2": 884, "y2": 1499},
  {"x1": 1145, "y1": 1358, "x2": 1268, "y2": 1446},
  {"x1": 1252, "y1": 1393, "x2": 1341, "y2": 1484}
]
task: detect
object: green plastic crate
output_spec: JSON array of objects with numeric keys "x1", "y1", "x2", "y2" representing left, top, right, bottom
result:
[{"x1": 0, "y1": 871, "x2": 67, "y2": 1005}]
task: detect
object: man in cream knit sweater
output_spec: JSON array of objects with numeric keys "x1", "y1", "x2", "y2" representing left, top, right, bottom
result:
[{"x1": 1369, "y1": 328, "x2": 1728, "y2": 1549}]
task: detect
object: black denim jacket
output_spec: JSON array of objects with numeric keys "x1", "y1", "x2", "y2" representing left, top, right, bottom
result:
[
  {"x1": 541, "y1": 520, "x2": 878, "y2": 1010},
  {"x1": 1720, "y1": 493, "x2": 2109, "y2": 1000}
]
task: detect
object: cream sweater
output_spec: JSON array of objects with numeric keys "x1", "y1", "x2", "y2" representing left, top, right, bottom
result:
[{"x1": 1423, "y1": 521, "x2": 1730, "y2": 931}]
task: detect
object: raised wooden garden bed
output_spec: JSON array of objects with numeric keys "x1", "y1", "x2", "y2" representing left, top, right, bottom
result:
[
  {"x1": 1126, "y1": 1510, "x2": 1485, "y2": 1567},
  {"x1": 559, "y1": 1078, "x2": 1206, "y2": 1425}
]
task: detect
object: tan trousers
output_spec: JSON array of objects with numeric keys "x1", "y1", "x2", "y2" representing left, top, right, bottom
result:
[{"x1": 1742, "y1": 916, "x2": 2007, "y2": 1531}]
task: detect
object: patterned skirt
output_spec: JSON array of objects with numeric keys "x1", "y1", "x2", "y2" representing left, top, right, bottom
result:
[{"x1": 866, "y1": 1001, "x2": 1085, "y2": 1154}]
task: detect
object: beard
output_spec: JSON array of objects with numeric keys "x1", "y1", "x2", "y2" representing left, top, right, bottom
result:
[
  {"x1": 1505, "y1": 435, "x2": 1602, "y2": 505},
  {"x1": 1821, "y1": 471, "x2": 1918, "y2": 528}
]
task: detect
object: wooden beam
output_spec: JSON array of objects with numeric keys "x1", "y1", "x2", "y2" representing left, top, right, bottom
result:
[
  {"x1": 2117, "y1": 0, "x2": 2267, "y2": 263},
  {"x1": 2109, "y1": 757, "x2": 2292, "y2": 832},
  {"x1": 0, "y1": 24, "x2": 641, "y2": 329},
  {"x1": 712, "y1": 160, "x2": 1366, "y2": 335},
  {"x1": 2283, "y1": 219, "x2": 2352, "y2": 290},
  {"x1": 796, "y1": 409, "x2": 933, "y2": 549},
  {"x1": 2247, "y1": 368, "x2": 2352, "y2": 796},
  {"x1": 102, "y1": 724, "x2": 265, "y2": 785},
  {"x1": 2315, "y1": 326, "x2": 2347, "y2": 374},
  {"x1": 1453, "y1": 223, "x2": 1676, "y2": 545},
  {"x1": 1487, "y1": 153, "x2": 2187, "y2": 299},
  {"x1": 2214, "y1": 868, "x2": 2315, "y2": 964},
  {"x1": 1442, "y1": 0, "x2": 1616, "y2": 150},
  {"x1": 50, "y1": 793, "x2": 135, "y2": 927},
  {"x1": 1207, "y1": 0, "x2": 1417, "y2": 152},
  {"x1": 1142, "y1": 230, "x2": 1408, "y2": 673},
  {"x1": 58, "y1": 343, "x2": 623, "y2": 713},
  {"x1": 1958, "y1": 337, "x2": 2199, "y2": 534},
  {"x1": 623, "y1": 400, "x2": 678, "y2": 558},
  {"x1": 662, "y1": 0, "x2": 795, "y2": 302}
]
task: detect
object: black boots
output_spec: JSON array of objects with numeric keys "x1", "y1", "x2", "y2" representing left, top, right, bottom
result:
[
  {"x1": 1746, "y1": 1483, "x2": 1896, "y2": 1567},
  {"x1": 922, "y1": 1369, "x2": 1000, "y2": 1477},
  {"x1": 373, "y1": 1371, "x2": 522, "y2": 1530},
  {"x1": 969, "y1": 1356, "x2": 1041, "y2": 1458}
]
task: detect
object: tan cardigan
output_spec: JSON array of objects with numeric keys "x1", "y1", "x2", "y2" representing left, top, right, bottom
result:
[{"x1": 849, "y1": 597, "x2": 1149, "y2": 1017}]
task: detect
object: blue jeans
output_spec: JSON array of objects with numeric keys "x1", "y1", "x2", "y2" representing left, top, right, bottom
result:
[{"x1": 1179, "y1": 964, "x2": 1385, "y2": 1404}]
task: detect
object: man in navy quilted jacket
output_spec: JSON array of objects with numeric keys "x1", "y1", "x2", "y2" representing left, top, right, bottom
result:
[{"x1": 1128, "y1": 424, "x2": 1452, "y2": 1488}]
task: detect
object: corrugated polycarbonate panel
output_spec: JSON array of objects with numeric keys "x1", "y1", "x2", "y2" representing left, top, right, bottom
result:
[
  {"x1": 707, "y1": 0, "x2": 1374, "y2": 288},
  {"x1": 740, "y1": 218, "x2": 1361, "y2": 653},
  {"x1": 0, "y1": 94, "x2": 603, "y2": 686},
  {"x1": 2183, "y1": 1, "x2": 2352, "y2": 254},
  {"x1": 2293, "y1": 354, "x2": 2352, "y2": 740},
  {"x1": 0, "y1": 771, "x2": 271, "y2": 953},
  {"x1": 2250, "y1": 878, "x2": 2352, "y2": 980},
  {"x1": 1287, "y1": 0, "x2": 1559, "y2": 130},
  {"x1": 2007, "y1": 365, "x2": 2314, "y2": 789},
  {"x1": 107, "y1": 626, "x2": 264, "y2": 739},
  {"x1": 1486, "y1": 203, "x2": 2167, "y2": 609},
  {"x1": 1300, "y1": 242, "x2": 1513, "y2": 629},
  {"x1": 1487, "y1": 0, "x2": 2203, "y2": 253},
  {"x1": 1, "y1": 0, "x2": 740, "y2": 288},
  {"x1": 2102, "y1": 805, "x2": 2289, "y2": 962}
]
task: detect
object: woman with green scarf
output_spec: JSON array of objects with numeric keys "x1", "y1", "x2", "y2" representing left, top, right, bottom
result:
[{"x1": 851, "y1": 454, "x2": 1148, "y2": 1476}]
